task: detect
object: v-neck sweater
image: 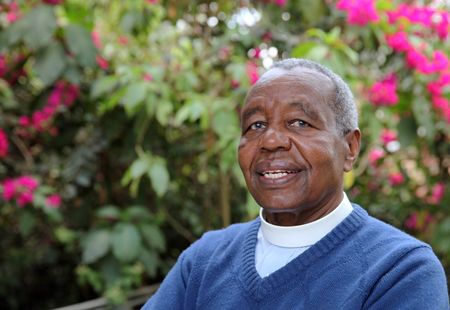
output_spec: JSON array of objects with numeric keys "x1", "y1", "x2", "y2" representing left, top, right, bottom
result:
[{"x1": 142, "y1": 205, "x2": 449, "y2": 309}]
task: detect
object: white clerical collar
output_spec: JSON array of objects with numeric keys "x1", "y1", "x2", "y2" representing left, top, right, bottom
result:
[{"x1": 259, "y1": 193, "x2": 353, "y2": 248}]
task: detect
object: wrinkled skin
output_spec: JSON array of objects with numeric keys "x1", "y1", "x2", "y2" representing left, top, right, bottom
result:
[{"x1": 238, "y1": 67, "x2": 361, "y2": 226}]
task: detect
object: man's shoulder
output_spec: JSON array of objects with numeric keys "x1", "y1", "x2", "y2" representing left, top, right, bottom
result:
[
  {"x1": 351, "y1": 204, "x2": 436, "y2": 261},
  {"x1": 199, "y1": 219, "x2": 258, "y2": 245},
  {"x1": 184, "y1": 218, "x2": 259, "y2": 257},
  {"x1": 355, "y1": 204, "x2": 427, "y2": 246}
]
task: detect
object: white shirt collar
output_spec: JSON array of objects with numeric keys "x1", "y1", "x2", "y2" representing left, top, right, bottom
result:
[{"x1": 259, "y1": 192, "x2": 353, "y2": 248}]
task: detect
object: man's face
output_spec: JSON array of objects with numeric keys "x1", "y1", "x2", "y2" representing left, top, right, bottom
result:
[{"x1": 238, "y1": 67, "x2": 356, "y2": 222}]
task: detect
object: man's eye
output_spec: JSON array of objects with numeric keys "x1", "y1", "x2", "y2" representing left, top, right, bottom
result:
[
  {"x1": 249, "y1": 122, "x2": 266, "y2": 130},
  {"x1": 290, "y1": 119, "x2": 309, "y2": 128}
]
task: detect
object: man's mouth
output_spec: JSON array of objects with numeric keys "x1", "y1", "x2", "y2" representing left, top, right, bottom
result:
[{"x1": 261, "y1": 170, "x2": 299, "y2": 179}]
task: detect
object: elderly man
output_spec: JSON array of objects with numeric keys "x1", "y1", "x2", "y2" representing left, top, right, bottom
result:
[{"x1": 142, "y1": 59, "x2": 449, "y2": 309}]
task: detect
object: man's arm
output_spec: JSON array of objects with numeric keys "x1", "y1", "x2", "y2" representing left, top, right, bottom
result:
[
  {"x1": 364, "y1": 246, "x2": 449, "y2": 310},
  {"x1": 141, "y1": 246, "x2": 194, "y2": 310}
]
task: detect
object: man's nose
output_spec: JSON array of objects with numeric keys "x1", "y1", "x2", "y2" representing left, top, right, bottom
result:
[{"x1": 260, "y1": 127, "x2": 291, "y2": 151}]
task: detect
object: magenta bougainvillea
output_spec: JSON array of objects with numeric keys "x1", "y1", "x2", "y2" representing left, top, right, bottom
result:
[
  {"x1": 19, "y1": 81, "x2": 79, "y2": 133},
  {"x1": 369, "y1": 74, "x2": 399, "y2": 106},
  {"x1": 338, "y1": 1, "x2": 450, "y2": 122},
  {"x1": 2, "y1": 176, "x2": 39, "y2": 207},
  {"x1": 0, "y1": 129, "x2": 9, "y2": 158},
  {"x1": 336, "y1": 0, "x2": 379, "y2": 26}
]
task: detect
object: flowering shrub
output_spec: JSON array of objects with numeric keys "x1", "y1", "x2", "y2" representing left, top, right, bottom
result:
[
  {"x1": 0, "y1": 0, "x2": 448, "y2": 308},
  {"x1": 369, "y1": 74, "x2": 399, "y2": 106},
  {"x1": 0, "y1": 129, "x2": 8, "y2": 158}
]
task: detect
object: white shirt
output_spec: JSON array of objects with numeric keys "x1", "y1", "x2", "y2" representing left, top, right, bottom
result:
[{"x1": 255, "y1": 193, "x2": 353, "y2": 278}]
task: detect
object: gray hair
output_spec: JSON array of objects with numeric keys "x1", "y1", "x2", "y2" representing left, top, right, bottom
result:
[{"x1": 270, "y1": 58, "x2": 358, "y2": 135}]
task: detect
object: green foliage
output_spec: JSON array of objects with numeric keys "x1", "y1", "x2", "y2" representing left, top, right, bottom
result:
[{"x1": 0, "y1": 0, "x2": 448, "y2": 308}]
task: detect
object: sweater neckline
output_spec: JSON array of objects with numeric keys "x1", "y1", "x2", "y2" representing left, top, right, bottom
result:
[{"x1": 238, "y1": 204, "x2": 368, "y2": 301}]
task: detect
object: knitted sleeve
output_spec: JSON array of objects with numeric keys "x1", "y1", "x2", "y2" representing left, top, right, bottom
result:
[
  {"x1": 363, "y1": 246, "x2": 449, "y2": 310},
  {"x1": 140, "y1": 244, "x2": 196, "y2": 310}
]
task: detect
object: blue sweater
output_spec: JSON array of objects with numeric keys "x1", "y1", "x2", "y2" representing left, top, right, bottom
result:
[{"x1": 142, "y1": 205, "x2": 449, "y2": 309}]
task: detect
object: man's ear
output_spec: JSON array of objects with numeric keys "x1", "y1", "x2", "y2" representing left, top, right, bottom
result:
[{"x1": 343, "y1": 128, "x2": 361, "y2": 172}]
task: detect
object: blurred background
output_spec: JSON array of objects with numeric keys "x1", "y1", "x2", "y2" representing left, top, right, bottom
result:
[{"x1": 0, "y1": 0, "x2": 449, "y2": 308}]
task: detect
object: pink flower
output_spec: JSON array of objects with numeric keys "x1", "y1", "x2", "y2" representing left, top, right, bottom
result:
[
  {"x1": 432, "y1": 96, "x2": 448, "y2": 110},
  {"x1": 385, "y1": 32, "x2": 411, "y2": 53},
  {"x1": 262, "y1": 31, "x2": 272, "y2": 42},
  {"x1": 252, "y1": 47, "x2": 261, "y2": 59},
  {"x1": 336, "y1": 0, "x2": 379, "y2": 26},
  {"x1": 91, "y1": 31, "x2": 102, "y2": 49},
  {"x1": 0, "y1": 129, "x2": 8, "y2": 158},
  {"x1": 368, "y1": 148, "x2": 385, "y2": 167},
  {"x1": 388, "y1": 172, "x2": 404, "y2": 186},
  {"x1": 231, "y1": 79, "x2": 240, "y2": 89},
  {"x1": 146, "y1": 0, "x2": 158, "y2": 4},
  {"x1": 430, "y1": 51, "x2": 449, "y2": 72},
  {"x1": 43, "y1": 0, "x2": 64, "y2": 5},
  {"x1": 18, "y1": 116, "x2": 30, "y2": 126},
  {"x1": 435, "y1": 11, "x2": 449, "y2": 39},
  {"x1": 5, "y1": 2, "x2": 21, "y2": 23},
  {"x1": 19, "y1": 81, "x2": 79, "y2": 133},
  {"x1": 369, "y1": 74, "x2": 399, "y2": 106},
  {"x1": 0, "y1": 54, "x2": 7, "y2": 78},
  {"x1": 96, "y1": 56, "x2": 109, "y2": 70},
  {"x1": 1, "y1": 175, "x2": 39, "y2": 206},
  {"x1": 405, "y1": 212, "x2": 417, "y2": 230},
  {"x1": 2, "y1": 179, "x2": 16, "y2": 201},
  {"x1": 46, "y1": 194, "x2": 62, "y2": 208},
  {"x1": 143, "y1": 73, "x2": 153, "y2": 81},
  {"x1": 273, "y1": 0, "x2": 287, "y2": 7},
  {"x1": 7, "y1": 12, "x2": 19, "y2": 23},
  {"x1": 428, "y1": 182, "x2": 445, "y2": 204},
  {"x1": 427, "y1": 72, "x2": 450, "y2": 97},
  {"x1": 117, "y1": 36, "x2": 129, "y2": 45},
  {"x1": 380, "y1": 129, "x2": 397, "y2": 146},
  {"x1": 405, "y1": 48, "x2": 428, "y2": 71},
  {"x1": 17, "y1": 176, "x2": 39, "y2": 191},
  {"x1": 246, "y1": 62, "x2": 259, "y2": 85},
  {"x1": 17, "y1": 192, "x2": 33, "y2": 207}
]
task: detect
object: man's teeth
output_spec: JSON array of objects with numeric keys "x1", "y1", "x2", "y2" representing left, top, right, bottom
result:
[{"x1": 262, "y1": 171, "x2": 295, "y2": 179}]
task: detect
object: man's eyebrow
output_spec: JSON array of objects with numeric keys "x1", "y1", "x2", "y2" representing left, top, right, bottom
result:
[
  {"x1": 289, "y1": 101, "x2": 319, "y2": 120},
  {"x1": 241, "y1": 106, "x2": 264, "y2": 122}
]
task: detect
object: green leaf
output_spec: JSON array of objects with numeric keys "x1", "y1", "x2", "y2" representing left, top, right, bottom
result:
[
  {"x1": 298, "y1": 0, "x2": 324, "y2": 25},
  {"x1": 91, "y1": 76, "x2": 119, "y2": 99},
  {"x1": 212, "y1": 110, "x2": 239, "y2": 139},
  {"x1": 22, "y1": 5, "x2": 57, "y2": 50},
  {"x1": 0, "y1": 18, "x2": 27, "y2": 50},
  {"x1": 397, "y1": 116, "x2": 416, "y2": 147},
  {"x1": 130, "y1": 157, "x2": 151, "y2": 179},
  {"x1": 63, "y1": 63, "x2": 82, "y2": 85},
  {"x1": 19, "y1": 211, "x2": 36, "y2": 236},
  {"x1": 54, "y1": 227, "x2": 76, "y2": 245},
  {"x1": 126, "y1": 206, "x2": 152, "y2": 221},
  {"x1": 82, "y1": 229, "x2": 111, "y2": 264},
  {"x1": 0, "y1": 80, "x2": 17, "y2": 108},
  {"x1": 65, "y1": 24, "x2": 97, "y2": 67},
  {"x1": 148, "y1": 158, "x2": 170, "y2": 197},
  {"x1": 34, "y1": 42, "x2": 66, "y2": 86},
  {"x1": 412, "y1": 96, "x2": 435, "y2": 141},
  {"x1": 139, "y1": 223, "x2": 166, "y2": 251},
  {"x1": 291, "y1": 41, "x2": 318, "y2": 58},
  {"x1": 111, "y1": 223, "x2": 142, "y2": 263},
  {"x1": 122, "y1": 82, "x2": 148, "y2": 115},
  {"x1": 155, "y1": 101, "x2": 173, "y2": 126},
  {"x1": 97, "y1": 205, "x2": 121, "y2": 220},
  {"x1": 306, "y1": 45, "x2": 329, "y2": 61},
  {"x1": 139, "y1": 248, "x2": 158, "y2": 277}
]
